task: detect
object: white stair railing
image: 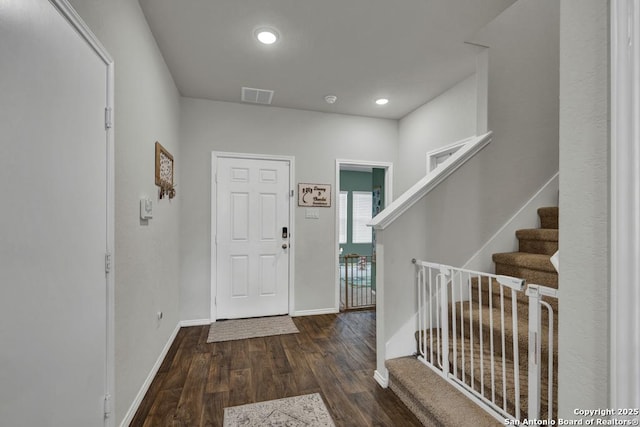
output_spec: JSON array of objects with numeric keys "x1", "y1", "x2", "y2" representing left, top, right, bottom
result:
[{"x1": 415, "y1": 259, "x2": 557, "y2": 422}]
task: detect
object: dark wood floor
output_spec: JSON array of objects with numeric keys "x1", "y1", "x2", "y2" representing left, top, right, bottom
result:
[{"x1": 130, "y1": 310, "x2": 421, "y2": 426}]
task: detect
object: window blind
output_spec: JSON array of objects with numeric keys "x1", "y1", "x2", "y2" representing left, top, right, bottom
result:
[
  {"x1": 339, "y1": 191, "x2": 348, "y2": 244},
  {"x1": 352, "y1": 191, "x2": 372, "y2": 243}
]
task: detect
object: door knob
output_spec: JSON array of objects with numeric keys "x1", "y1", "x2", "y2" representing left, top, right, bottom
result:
[{"x1": 282, "y1": 243, "x2": 288, "y2": 249}]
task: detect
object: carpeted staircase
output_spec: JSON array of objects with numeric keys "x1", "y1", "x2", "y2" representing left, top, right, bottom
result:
[{"x1": 386, "y1": 207, "x2": 559, "y2": 425}]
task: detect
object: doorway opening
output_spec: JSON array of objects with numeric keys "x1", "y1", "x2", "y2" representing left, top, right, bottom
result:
[{"x1": 335, "y1": 160, "x2": 392, "y2": 312}]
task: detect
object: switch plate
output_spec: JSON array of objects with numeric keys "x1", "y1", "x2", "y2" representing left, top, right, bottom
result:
[
  {"x1": 140, "y1": 198, "x2": 153, "y2": 219},
  {"x1": 305, "y1": 208, "x2": 320, "y2": 219}
]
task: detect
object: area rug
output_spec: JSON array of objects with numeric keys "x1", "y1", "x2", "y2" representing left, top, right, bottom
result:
[
  {"x1": 207, "y1": 315, "x2": 299, "y2": 343},
  {"x1": 223, "y1": 393, "x2": 336, "y2": 427}
]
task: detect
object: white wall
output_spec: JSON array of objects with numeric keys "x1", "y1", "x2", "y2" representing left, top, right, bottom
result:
[
  {"x1": 179, "y1": 98, "x2": 397, "y2": 320},
  {"x1": 397, "y1": 74, "x2": 477, "y2": 193},
  {"x1": 558, "y1": 0, "x2": 609, "y2": 416},
  {"x1": 67, "y1": 1, "x2": 181, "y2": 424},
  {"x1": 470, "y1": 0, "x2": 560, "y2": 211},
  {"x1": 378, "y1": 0, "x2": 559, "y2": 373}
]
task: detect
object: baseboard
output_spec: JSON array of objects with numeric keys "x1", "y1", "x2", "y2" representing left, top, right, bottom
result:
[
  {"x1": 180, "y1": 318, "x2": 211, "y2": 327},
  {"x1": 119, "y1": 322, "x2": 181, "y2": 427},
  {"x1": 291, "y1": 308, "x2": 339, "y2": 317},
  {"x1": 374, "y1": 369, "x2": 389, "y2": 388},
  {"x1": 463, "y1": 172, "x2": 559, "y2": 273}
]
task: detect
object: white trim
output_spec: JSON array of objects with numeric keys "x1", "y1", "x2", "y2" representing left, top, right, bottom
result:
[
  {"x1": 374, "y1": 369, "x2": 389, "y2": 388},
  {"x1": 50, "y1": 0, "x2": 114, "y2": 64},
  {"x1": 374, "y1": 239, "x2": 386, "y2": 388},
  {"x1": 291, "y1": 308, "x2": 340, "y2": 317},
  {"x1": 335, "y1": 159, "x2": 394, "y2": 203},
  {"x1": 370, "y1": 132, "x2": 492, "y2": 230},
  {"x1": 119, "y1": 323, "x2": 181, "y2": 427},
  {"x1": 611, "y1": 0, "x2": 640, "y2": 409},
  {"x1": 462, "y1": 172, "x2": 559, "y2": 273},
  {"x1": 104, "y1": 40, "x2": 116, "y2": 427},
  {"x1": 335, "y1": 159, "x2": 393, "y2": 311},
  {"x1": 211, "y1": 152, "x2": 296, "y2": 321},
  {"x1": 180, "y1": 318, "x2": 211, "y2": 327},
  {"x1": 425, "y1": 137, "x2": 473, "y2": 173},
  {"x1": 211, "y1": 152, "x2": 217, "y2": 322},
  {"x1": 476, "y1": 49, "x2": 489, "y2": 135},
  {"x1": 49, "y1": 2, "x2": 116, "y2": 425}
]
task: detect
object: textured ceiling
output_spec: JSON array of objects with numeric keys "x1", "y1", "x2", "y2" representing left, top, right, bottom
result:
[{"x1": 138, "y1": 0, "x2": 515, "y2": 119}]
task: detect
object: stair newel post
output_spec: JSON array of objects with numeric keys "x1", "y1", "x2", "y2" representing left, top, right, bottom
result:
[
  {"x1": 526, "y1": 285, "x2": 542, "y2": 420},
  {"x1": 438, "y1": 266, "x2": 451, "y2": 377}
]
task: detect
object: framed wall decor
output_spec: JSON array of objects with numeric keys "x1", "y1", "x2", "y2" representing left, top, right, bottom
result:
[
  {"x1": 155, "y1": 142, "x2": 175, "y2": 199},
  {"x1": 298, "y1": 183, "x2": 331, "y2": 207}
]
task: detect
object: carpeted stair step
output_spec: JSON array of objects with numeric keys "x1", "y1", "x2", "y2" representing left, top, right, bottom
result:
[
  {"x1": 493, "y1": 252, "x2": 558, "y2": 288},
  {"x1": 418, "y1": 305, "x2": 558, "y2": 400},
  {"x1": 414, "y1": 328, "x2": 556, "y2": 420},
  {"x1": 449, "y1": 303, "x2": 552, "y2": 366},
  {"x1": 537, "y1": 207, "x2": 558, "y2": 229},
  {"x1": 469, "y1": 277, "x2": 559, "y2": 327},
  {"x1": 516, "y1": 229, "x2": 558, "y2": 256},
  {"x1": 408, "y1": 205, "x2": 560, "y2": 421},
  {"x1": 465, "y1": 283, "x2": 559, "y2": 412},
  {"x1": 386, "y1": 356, "x2": 501, "y2": 426},
  {"x1": 414, "y1": 331, "x2": 527, "y2": 417},
  {"x1": 418, "y1": 302, "x2": 557, "y2": 377}
]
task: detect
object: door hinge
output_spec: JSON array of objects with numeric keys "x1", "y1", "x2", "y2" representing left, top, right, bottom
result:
[
  {"x1": 105, "y1": 252, "x2": 112, "y2": 274},
  {"x1": 290, "y1": 189, "x2": 294, "y2": 197},
  {"x1": 104, "y1": 394, "x2": 112, "y2": 418},
  {"x1": 104, "y1": 107, "x2": 113, "y2": 129}
]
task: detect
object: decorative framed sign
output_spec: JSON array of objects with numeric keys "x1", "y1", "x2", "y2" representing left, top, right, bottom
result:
[
  {"x1": 298, "y1": 183, "x2": 331, "y2": 207},
  {"x1": 155, "y1": 142, "x2": 176, "y2": 199}
]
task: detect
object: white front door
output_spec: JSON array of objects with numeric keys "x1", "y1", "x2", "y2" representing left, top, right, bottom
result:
[
  {"x1": 0, "y1": 0, "x2": 112, "y2": 425},
  {"x1": 215, "y1": 156, "x2": 291, "y2": 319}
]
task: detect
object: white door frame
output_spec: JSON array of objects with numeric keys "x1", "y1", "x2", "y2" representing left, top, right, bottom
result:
[
  {"x1": 610, "y1": 0, "x2": 640, "y2": 409},
  {"x1": 49, "y1": 2, "x2": 115, "y2": 424},
  {"x1": 335, "y1": 159, "x2": 393, "y2": 310},
  {"x1": 211, "y1": 152, "x2": 295, "y2": 321}
]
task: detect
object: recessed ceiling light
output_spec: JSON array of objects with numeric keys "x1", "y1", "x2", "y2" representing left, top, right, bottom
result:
[
  {"x1": 255, "y1": 28, "x2": 279, "y2": 45},
  {"x1": 375, "y1": 98, "x2": 389, "y2": 106}
]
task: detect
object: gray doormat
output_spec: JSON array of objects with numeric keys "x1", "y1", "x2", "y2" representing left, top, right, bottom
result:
[
  {"x1": 223, "y1": 393, "x2": 336, "y2": 426},
  {"x1": 207, "y1": 315, "x2": 299, "y2": 343}
]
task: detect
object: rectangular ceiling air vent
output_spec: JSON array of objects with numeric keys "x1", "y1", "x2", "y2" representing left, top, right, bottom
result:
[{"x1": 241, "y1": 87, "x2": 274, "y2": 105}]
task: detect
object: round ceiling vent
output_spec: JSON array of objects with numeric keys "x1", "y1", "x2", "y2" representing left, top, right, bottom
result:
[{"x1": 324, "y1": 95, "x2": 338, "y2": 104}]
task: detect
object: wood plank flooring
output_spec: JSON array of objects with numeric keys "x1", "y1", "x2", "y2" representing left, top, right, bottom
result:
[{"x1": 130, "y1": 311, "x2": 421, "y2": 426}]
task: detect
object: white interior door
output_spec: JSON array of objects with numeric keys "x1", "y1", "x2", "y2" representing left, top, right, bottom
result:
[
  {"x1": 0, "y1": 1, "x2": 112, "y2": 425},
  {"x1": 215, "y1": 156, "x2": 291, "y2": 319}
]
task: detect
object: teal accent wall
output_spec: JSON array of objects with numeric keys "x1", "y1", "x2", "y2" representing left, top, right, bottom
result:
[{"x1": 339, "y1": 170, "x2": 373, "y2": 257}]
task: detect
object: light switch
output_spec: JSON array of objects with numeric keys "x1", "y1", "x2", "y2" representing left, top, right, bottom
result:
[
  {"x1": 305, "y1": 208, "x2": 320, "y2": 219},
  {"x1": 140, "y1": 198, "x2": 153, "y2": 219}
]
